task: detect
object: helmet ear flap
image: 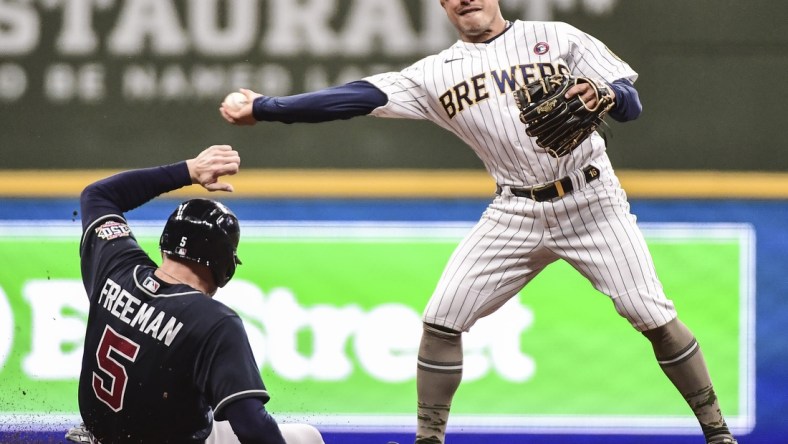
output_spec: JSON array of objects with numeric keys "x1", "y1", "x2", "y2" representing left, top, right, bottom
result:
[
  {"x1": 220, "y1": 249, "x2": 240, "y2": 287},
  {"x1": 159, "y1": 199, "x2": 241, "y2": 288}
]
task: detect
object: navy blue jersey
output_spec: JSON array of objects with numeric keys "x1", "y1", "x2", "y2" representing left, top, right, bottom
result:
[{"x1": 77, "y1": 164, "x2": 269, "y2": 444}]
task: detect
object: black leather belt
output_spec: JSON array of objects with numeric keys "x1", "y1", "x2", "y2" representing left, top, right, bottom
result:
[{"x1": 496, "y1": 165, "x2": 600, "y2": 202}]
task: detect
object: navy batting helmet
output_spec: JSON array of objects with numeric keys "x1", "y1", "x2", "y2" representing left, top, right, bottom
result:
[{"x1": 159, "y1": 199, "x2": 241, "y2": 288}]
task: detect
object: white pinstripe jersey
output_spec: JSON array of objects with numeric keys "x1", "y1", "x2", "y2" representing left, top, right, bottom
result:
[{"x1": 365, "y1": 20, "x2": 637, "y2": 187}]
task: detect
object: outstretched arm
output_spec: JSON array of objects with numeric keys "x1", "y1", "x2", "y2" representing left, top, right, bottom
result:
[
  {"x1": 219, "y1": 81, "x2": 388, "y2": 126},
  {"x1": 80, "y1": 145, "x2": 240, "y2": 231}
]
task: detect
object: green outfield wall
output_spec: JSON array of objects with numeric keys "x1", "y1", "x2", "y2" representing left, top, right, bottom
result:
[
  {"x1": 0, "y1": 0, "x2": 785, "y2": 171},
  {"x1": 0, "y1": 221, "x2": 755, "y2": 433}
]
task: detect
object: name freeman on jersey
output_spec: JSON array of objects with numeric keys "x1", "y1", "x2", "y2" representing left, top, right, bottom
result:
[
  {"x1": 439, "y1": 62, "x2": 570, "y2": 119},
  {"x1": 98, "y1": 278, "x2": 184, "y2": 347}
]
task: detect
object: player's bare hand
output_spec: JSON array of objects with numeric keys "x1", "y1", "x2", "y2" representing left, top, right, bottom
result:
[
  {"x1": 566, "y1": 81, "x2": 616, "y2": 110},
  {"x1": 187, "y1": 145, "x2": 241, "y2": 192},
  {"x1": 220, "y1": 88, "x2": 263, "y2": 126}
]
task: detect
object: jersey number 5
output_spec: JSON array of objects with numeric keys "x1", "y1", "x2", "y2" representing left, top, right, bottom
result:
[{"x1": 92, "y1": 325, "x2": 140, "y2": 412}]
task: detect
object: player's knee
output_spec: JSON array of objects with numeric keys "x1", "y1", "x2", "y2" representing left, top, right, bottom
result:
[
  {"x1": 279, "y1": 423, "x2": 325, "y2": 444},
  {"x1": 611, "y1": 293, "x2": 677, "y2": 332},
  {"x1": 424, "y1": 322, "x2": 461, "y2": 337}
]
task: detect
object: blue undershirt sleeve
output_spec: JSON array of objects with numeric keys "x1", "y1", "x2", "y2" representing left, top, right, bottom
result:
[
  {"x1": 79, "y1": 162, "x2": 191, "y2": 231},
  {"x1": 607, "y1": 79, "x2": 642, "y2": 122},
  {"x1": 224, "y1": 398, "x2": 286, "y2": 444},
  {"x1": 252, "y1": 80, "x2": 388, "y2": 123}
]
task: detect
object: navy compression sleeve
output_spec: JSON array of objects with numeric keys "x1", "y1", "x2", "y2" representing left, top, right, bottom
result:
[
  {"x1": 79, "y1": 162, "x2": 191, "y2": 231},
  {"x1": 224, "y1": 398, "x2": 286, "y2": 444},
  {"x1": 252, "y1": 80, "x2": 388, "y2": 123},
  {"x1": 607, "y1": 79, "x2": 642, "y2": 122}
]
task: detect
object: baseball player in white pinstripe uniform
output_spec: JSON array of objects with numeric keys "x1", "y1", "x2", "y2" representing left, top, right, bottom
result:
[{"x1": 220, "y1": 1, "x2": 737, "y2": 443}]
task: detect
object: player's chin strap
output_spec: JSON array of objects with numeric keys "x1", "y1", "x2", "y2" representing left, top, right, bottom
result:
[{"x1": 65, "y1": 422, "x2": 101, "y2": 444}]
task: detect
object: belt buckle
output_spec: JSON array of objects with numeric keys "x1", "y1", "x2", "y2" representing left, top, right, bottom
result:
[{"x1": 529, "y1": 183, "x2": 551, "y2": 201}]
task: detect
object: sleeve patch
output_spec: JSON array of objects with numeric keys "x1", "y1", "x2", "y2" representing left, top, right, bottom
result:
[{"x1": 95, "y1": 221, "x2": 132, "y2": 240}]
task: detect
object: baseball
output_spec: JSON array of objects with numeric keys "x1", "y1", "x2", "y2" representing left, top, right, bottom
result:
[{"x1": 223, "y1": 92, "x2": 248, "y2": 111}]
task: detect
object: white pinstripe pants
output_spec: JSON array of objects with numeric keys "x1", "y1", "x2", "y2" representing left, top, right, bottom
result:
[{"x1": 424, "y1": 165, "x2": 677, "y2": 333}]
